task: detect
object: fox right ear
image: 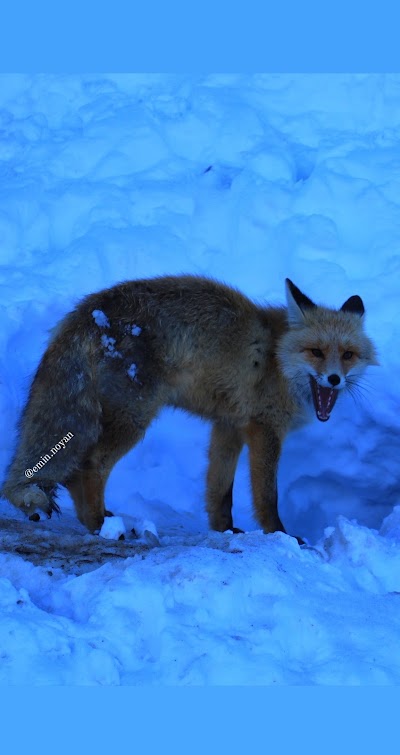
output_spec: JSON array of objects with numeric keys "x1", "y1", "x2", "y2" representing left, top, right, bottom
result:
[
  {"x1": 341, "y1": 295, "x2": 365, "y2": 317},
  {"x1": 285, "y1": 279, "x2": 316, "y2": 325}
]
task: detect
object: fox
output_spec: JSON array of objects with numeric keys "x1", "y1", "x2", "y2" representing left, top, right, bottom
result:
[{"x1": 1, "y1": 275, "x2": 377, "y2": 538}]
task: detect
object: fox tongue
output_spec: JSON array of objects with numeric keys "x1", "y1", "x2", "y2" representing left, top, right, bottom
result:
[{"x1": 310, "y1": 377, "x2": 338, "y2": 422}]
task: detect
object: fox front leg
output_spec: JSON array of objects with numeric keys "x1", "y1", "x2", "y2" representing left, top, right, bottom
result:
[{"x1": 246, "y1": 421, "x2": 286, "y2": 535}]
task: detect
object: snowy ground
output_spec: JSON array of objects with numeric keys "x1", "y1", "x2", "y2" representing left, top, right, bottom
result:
[{"x1": 1, "y1": 73, "x2": 400, "y2": 685}]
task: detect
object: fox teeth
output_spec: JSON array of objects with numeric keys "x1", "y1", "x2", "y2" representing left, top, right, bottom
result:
[
  {"x1": 316, "y1": 384, "x2": 334, "y2": 413},
  {"x1": 310, "y1": 376, "x2": 339, "y2": 422}
]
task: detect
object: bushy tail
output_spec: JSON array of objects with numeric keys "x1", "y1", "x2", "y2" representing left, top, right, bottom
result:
[{"x1": 1, "y1": 332, "x2": 102, "y2": 514}]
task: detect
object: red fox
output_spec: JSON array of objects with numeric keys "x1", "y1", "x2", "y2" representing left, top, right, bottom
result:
[{"x1": 1, "y1": 276, "x2": 377, "y2": 537}]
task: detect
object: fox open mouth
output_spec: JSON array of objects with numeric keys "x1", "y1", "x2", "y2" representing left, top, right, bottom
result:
[{"x1": 310, "y1": 376, "x2": 339, "y2": 422}]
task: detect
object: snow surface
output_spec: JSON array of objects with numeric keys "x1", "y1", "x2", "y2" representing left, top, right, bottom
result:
[{"x1": 1, "y1": 73, "x2": 400, "y2": 685}]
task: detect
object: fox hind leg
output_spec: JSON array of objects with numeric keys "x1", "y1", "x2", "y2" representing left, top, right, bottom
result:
[
  {"x1": 65, "y1": 461, "x2": 108, "y2": 533},
  {"x1": 65, "y1": 419, "x2": 147, "y2": 532},
  {"x1": 206, "y1": 422, "x2": 244, "y2": 532}
]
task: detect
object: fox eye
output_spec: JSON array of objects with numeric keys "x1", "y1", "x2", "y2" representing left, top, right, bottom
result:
[
  {"x1": 311, "y1": 348, "x2": 324, "y2": 359},
  {"x1": 342, "y1": 351, "x2": 353, "y2": 360}
]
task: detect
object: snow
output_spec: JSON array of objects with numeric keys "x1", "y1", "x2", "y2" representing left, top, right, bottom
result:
[
  {"x1": 101, "y1": 334, "x2": 121, "y2": 358},
  {"x1": 127, "y1": 363, "x2": 138, "y2": 379},
  {"x1": 99, "y1": 516, "x2": 126, "y2": 540},
  {"x1": 1, "y1": 73, "x2": 400, "y2": 685},
  {"x1": 92, "y1": 309, "x2": 110, "y2": 328}
]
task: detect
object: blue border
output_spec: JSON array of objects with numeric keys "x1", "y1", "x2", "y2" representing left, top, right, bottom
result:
[
  {"x1": 0, "y1": 688, "x2": 398, "y2": 752},
  {"x1": 0, "y1": 0, "x2": 398, "y2": 72}
]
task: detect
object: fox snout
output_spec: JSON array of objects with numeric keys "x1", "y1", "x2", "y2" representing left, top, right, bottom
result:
[
  {"x1": 305, "y1": 349, "x2": 367, "y2": 421},
  {"x1": 327, "y1": 373, "x2": 341, "y2": 387},
  {"x1": 315, "y1": 372, "x2": 343, "y2": 389},
  {"x1": 309, "y1": 375, "x2": 339, "y2": 422}
]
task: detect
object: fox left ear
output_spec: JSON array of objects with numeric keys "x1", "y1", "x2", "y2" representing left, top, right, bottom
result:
[
  {"x1": 285, "y1": 279, "x2": 316, "y2": 325},
  {"x1": 341, "y1": 295, "x2": 365, "y2": 317}
]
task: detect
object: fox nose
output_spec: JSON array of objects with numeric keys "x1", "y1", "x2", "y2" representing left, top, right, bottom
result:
[{"x1": 328, "y1": 373, "x2": 341, "y2": 387}]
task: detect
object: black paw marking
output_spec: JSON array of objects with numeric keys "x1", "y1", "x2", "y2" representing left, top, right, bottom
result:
[{"x1": 29, "y1": 513, "x2": 41, "y2": 522}]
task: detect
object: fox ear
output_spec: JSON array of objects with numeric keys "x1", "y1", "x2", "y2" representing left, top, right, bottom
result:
[
  {"x1": 341, "y1": 295, "x2": 365, "y2": 317},
  {"x1": 285, "y1": 279, "x2": 316, "y2": 325}
]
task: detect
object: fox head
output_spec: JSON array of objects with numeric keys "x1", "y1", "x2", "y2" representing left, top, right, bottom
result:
[{"x1": 277, "y1": 279, "x2": 378, "y2": 422}]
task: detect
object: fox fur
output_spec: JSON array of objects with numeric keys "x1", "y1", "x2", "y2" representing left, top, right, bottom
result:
[{"x1": 1, "y1": 275, "x2": 378, "y2": 536}]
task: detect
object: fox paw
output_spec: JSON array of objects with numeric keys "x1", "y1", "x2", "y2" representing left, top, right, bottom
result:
[{"x1": 20, "y1": 485, "x2": 60, "y2": 519}]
